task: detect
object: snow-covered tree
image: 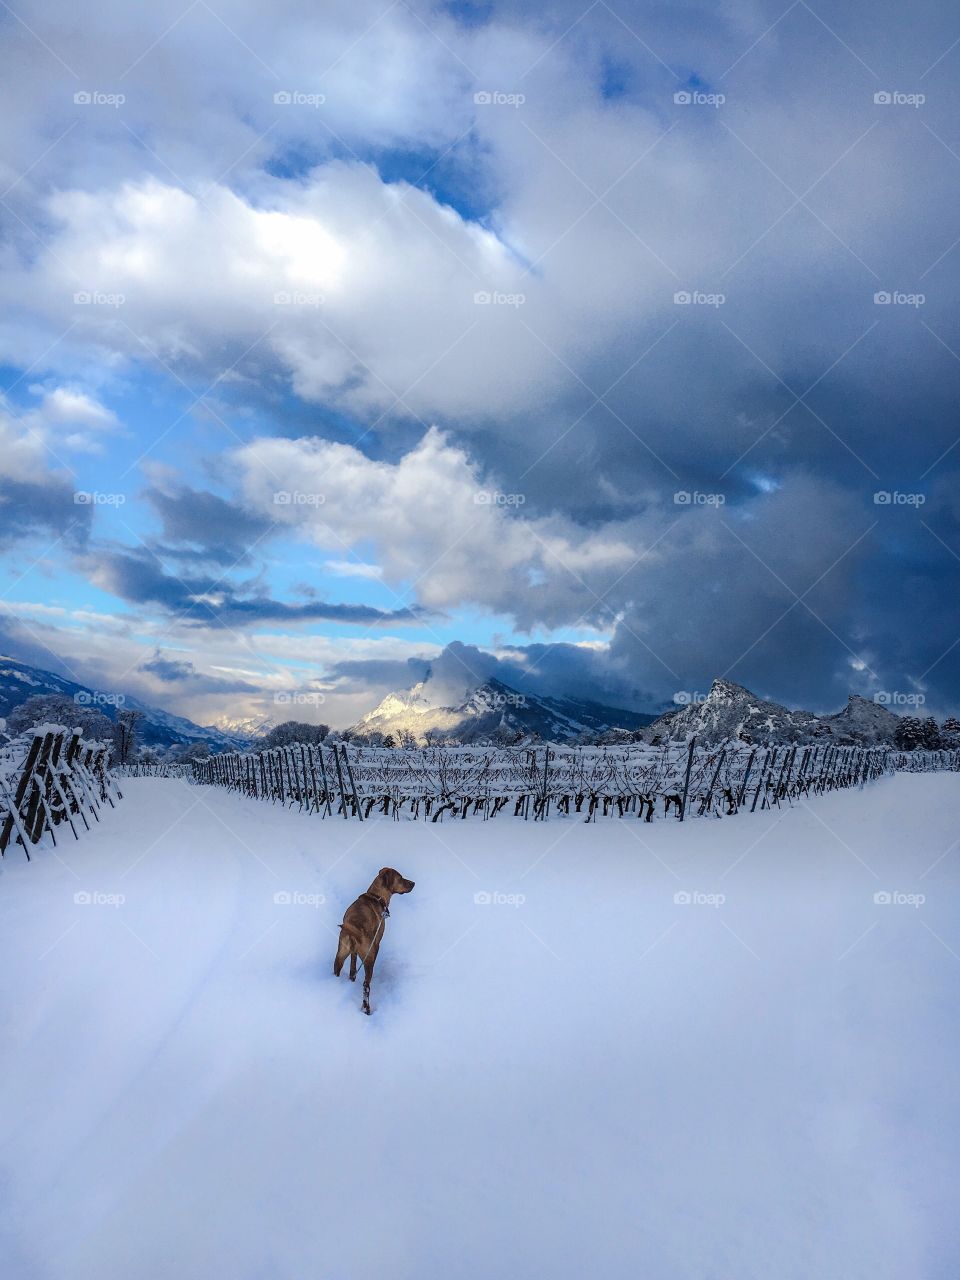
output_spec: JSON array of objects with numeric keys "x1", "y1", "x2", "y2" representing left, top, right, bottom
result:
[
  {"x1": 6, "y1": 693, "x2": 113, "y2": 740},
  {"x1": 260, "y1": 720, "x2": 330, "y2": 749},
  {"x1": 894, "y1": 716, "x2": 925, "y2": 751},
  {"x1": 112, "y1": 709, "x2": 145, "y2": 764}
]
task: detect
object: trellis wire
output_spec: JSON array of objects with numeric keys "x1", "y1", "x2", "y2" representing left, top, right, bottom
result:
[{"x1": 192, "y1": 740, "x2": 959, "y2": 823}]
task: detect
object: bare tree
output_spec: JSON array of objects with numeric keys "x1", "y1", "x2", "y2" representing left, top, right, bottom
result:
[
  {"x1": 6, "y1": 693, "x2": 113, "y2": 740},
  {"x1": 112, "y1": 709, "x2": 146, "y2": 764}
]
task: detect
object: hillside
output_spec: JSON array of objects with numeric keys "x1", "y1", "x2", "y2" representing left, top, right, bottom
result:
[
  {"x1": 349, "y1": 674, "x2": 653, "y2": 745},
  {"x1": 643, "y1": 678, "x2": 902, "y2": 746},
  {"x1": 0, "y1": 656, "x2": 251, "y2": 752}
]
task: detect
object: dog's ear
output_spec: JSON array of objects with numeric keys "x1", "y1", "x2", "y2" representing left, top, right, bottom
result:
[{"x1": 378, "y1": 867, "x2": 392, "y2": 885}]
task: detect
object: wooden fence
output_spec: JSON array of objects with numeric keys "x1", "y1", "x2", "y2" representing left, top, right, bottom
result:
[
  {"x1": 191, "y1": 740, "x2": 957, "y2": 823},
  {"x1": 0, "y1": 727, "x2": 122, "y2": 859}
]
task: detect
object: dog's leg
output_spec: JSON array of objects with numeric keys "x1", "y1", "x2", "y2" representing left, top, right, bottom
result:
[
  {"x1": 361, "y1": 948, "x2": 378, "y2": 1014},
  {"x1": 333, "y1": 929, "x2": 352, "y2": 977},
  {"x1": 349, "y1": 942, "x2": 357, "y2": 982}
]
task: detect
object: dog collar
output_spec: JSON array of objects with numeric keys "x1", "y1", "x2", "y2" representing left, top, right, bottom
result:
[{"x1": 362, "y1": 891, "x2": 390, "y2": 917}]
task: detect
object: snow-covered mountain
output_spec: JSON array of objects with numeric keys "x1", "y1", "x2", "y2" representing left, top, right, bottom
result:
[
  {"x1": 349, "y1": 675, "x2": 653, "y2": 745},
  {"x1": 642, "y1": 678, "x2": 902, "y2": 746},
  {"x1": 0, "y1": 656, "x2": 252, "y2": 752},
  {"x1": 819, "y1": 694, "x2": 903, "y2": 745},
  {"x1": 206, "y1": 714, "x2": 273, "y2": 739}
]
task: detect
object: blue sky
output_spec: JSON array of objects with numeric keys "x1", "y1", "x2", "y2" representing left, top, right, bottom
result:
[{"x1": 1, "y1": 0, "x2": 959, "y2": 728}]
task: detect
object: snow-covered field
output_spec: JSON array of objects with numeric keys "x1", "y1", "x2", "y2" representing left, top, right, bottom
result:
[{"x1": 1, "y1": 774, "x2": 958, "y2": 1279}]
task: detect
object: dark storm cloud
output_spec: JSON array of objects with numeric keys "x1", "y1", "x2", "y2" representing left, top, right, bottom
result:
[
  {"x1": 139, "y1": 652, "x2": 196, "y2": 681},
  {"x1": 0, "y1": 477, "x2": 91, "y2": 546},
  {"x1": 445, "y1": 0, "x2": 960, "y2": 712},
  {"x1": 138, "y1": 649, "x2": 259, "y2": 693},
  {"x1": 92, "y1": 548, "x2": 424, "y2": 628},
  {"x1": 143, "y1": 482, "x2": 275, "y2": 567},
  {"x1": 1, "y1": 0, "x2": 958, "y2": 712},
  {"x1": 323, "y1": 655, "x2": 432, "y2": 690}
]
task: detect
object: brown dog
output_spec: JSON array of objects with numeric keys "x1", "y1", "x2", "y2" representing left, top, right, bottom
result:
[{"x1": 334, "y1": 867, "x2": 415, "y2": 1014}]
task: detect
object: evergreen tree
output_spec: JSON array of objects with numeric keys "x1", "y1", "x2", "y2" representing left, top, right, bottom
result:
[{"x1": 894, "y1": 716, "x2": 924, "y2": 750}]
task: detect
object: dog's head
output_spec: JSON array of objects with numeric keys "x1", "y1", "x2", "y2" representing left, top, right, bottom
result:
[{"x1": 378, "y1": 866, "x2": 415, "y2": 894}]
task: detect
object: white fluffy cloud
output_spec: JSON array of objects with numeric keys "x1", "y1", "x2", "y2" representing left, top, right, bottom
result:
[
  {"x1": 1, "y1": 0, "x2": 955, "y2": 472},
  {"x1": 0, "y1": 386, "x2": 119, "y2": 476},
  {"x1": 233, "y1": 424, "x2": 881, "y2": 712},
  {"x1": 233, "y1": 426, "x2": 639, "y2": 624},
  {"x1": 32, "y1": 386, "x2": 120, "y2": 452},
  {"x1": 1, "y1": 0, "x2": 957, "y2": 718},
  {"x1": 18, "y1": 168, "x2": 555, "y2": 420},
  {"x1": 0, "y1": 391, "x2": 103, "y2": 546},
  {"x1": 0, "y1": 409, "x2": 50, "y2": 485}
]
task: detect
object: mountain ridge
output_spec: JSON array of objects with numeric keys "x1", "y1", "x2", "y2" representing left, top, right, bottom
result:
[
  {"x1": 642, "y1": 678, "x2": 903, "y2": 746},
  {"x1": 0, "y1": 655, "x2": 252, "y2": 752},
  {"x1": 349, "y1": 674, "x2": 654, "y2": 745},
  {"x1": 351, "y1": 672, "x2": 911, "y2": 747},
  {"x1": 0, "y1": 655, "x2": 917, "y2": 752}
]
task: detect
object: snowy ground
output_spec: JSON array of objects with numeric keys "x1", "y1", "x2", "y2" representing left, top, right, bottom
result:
[{"x1": 1, "y1": 773, "x2": 958, "y2": 1279}]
